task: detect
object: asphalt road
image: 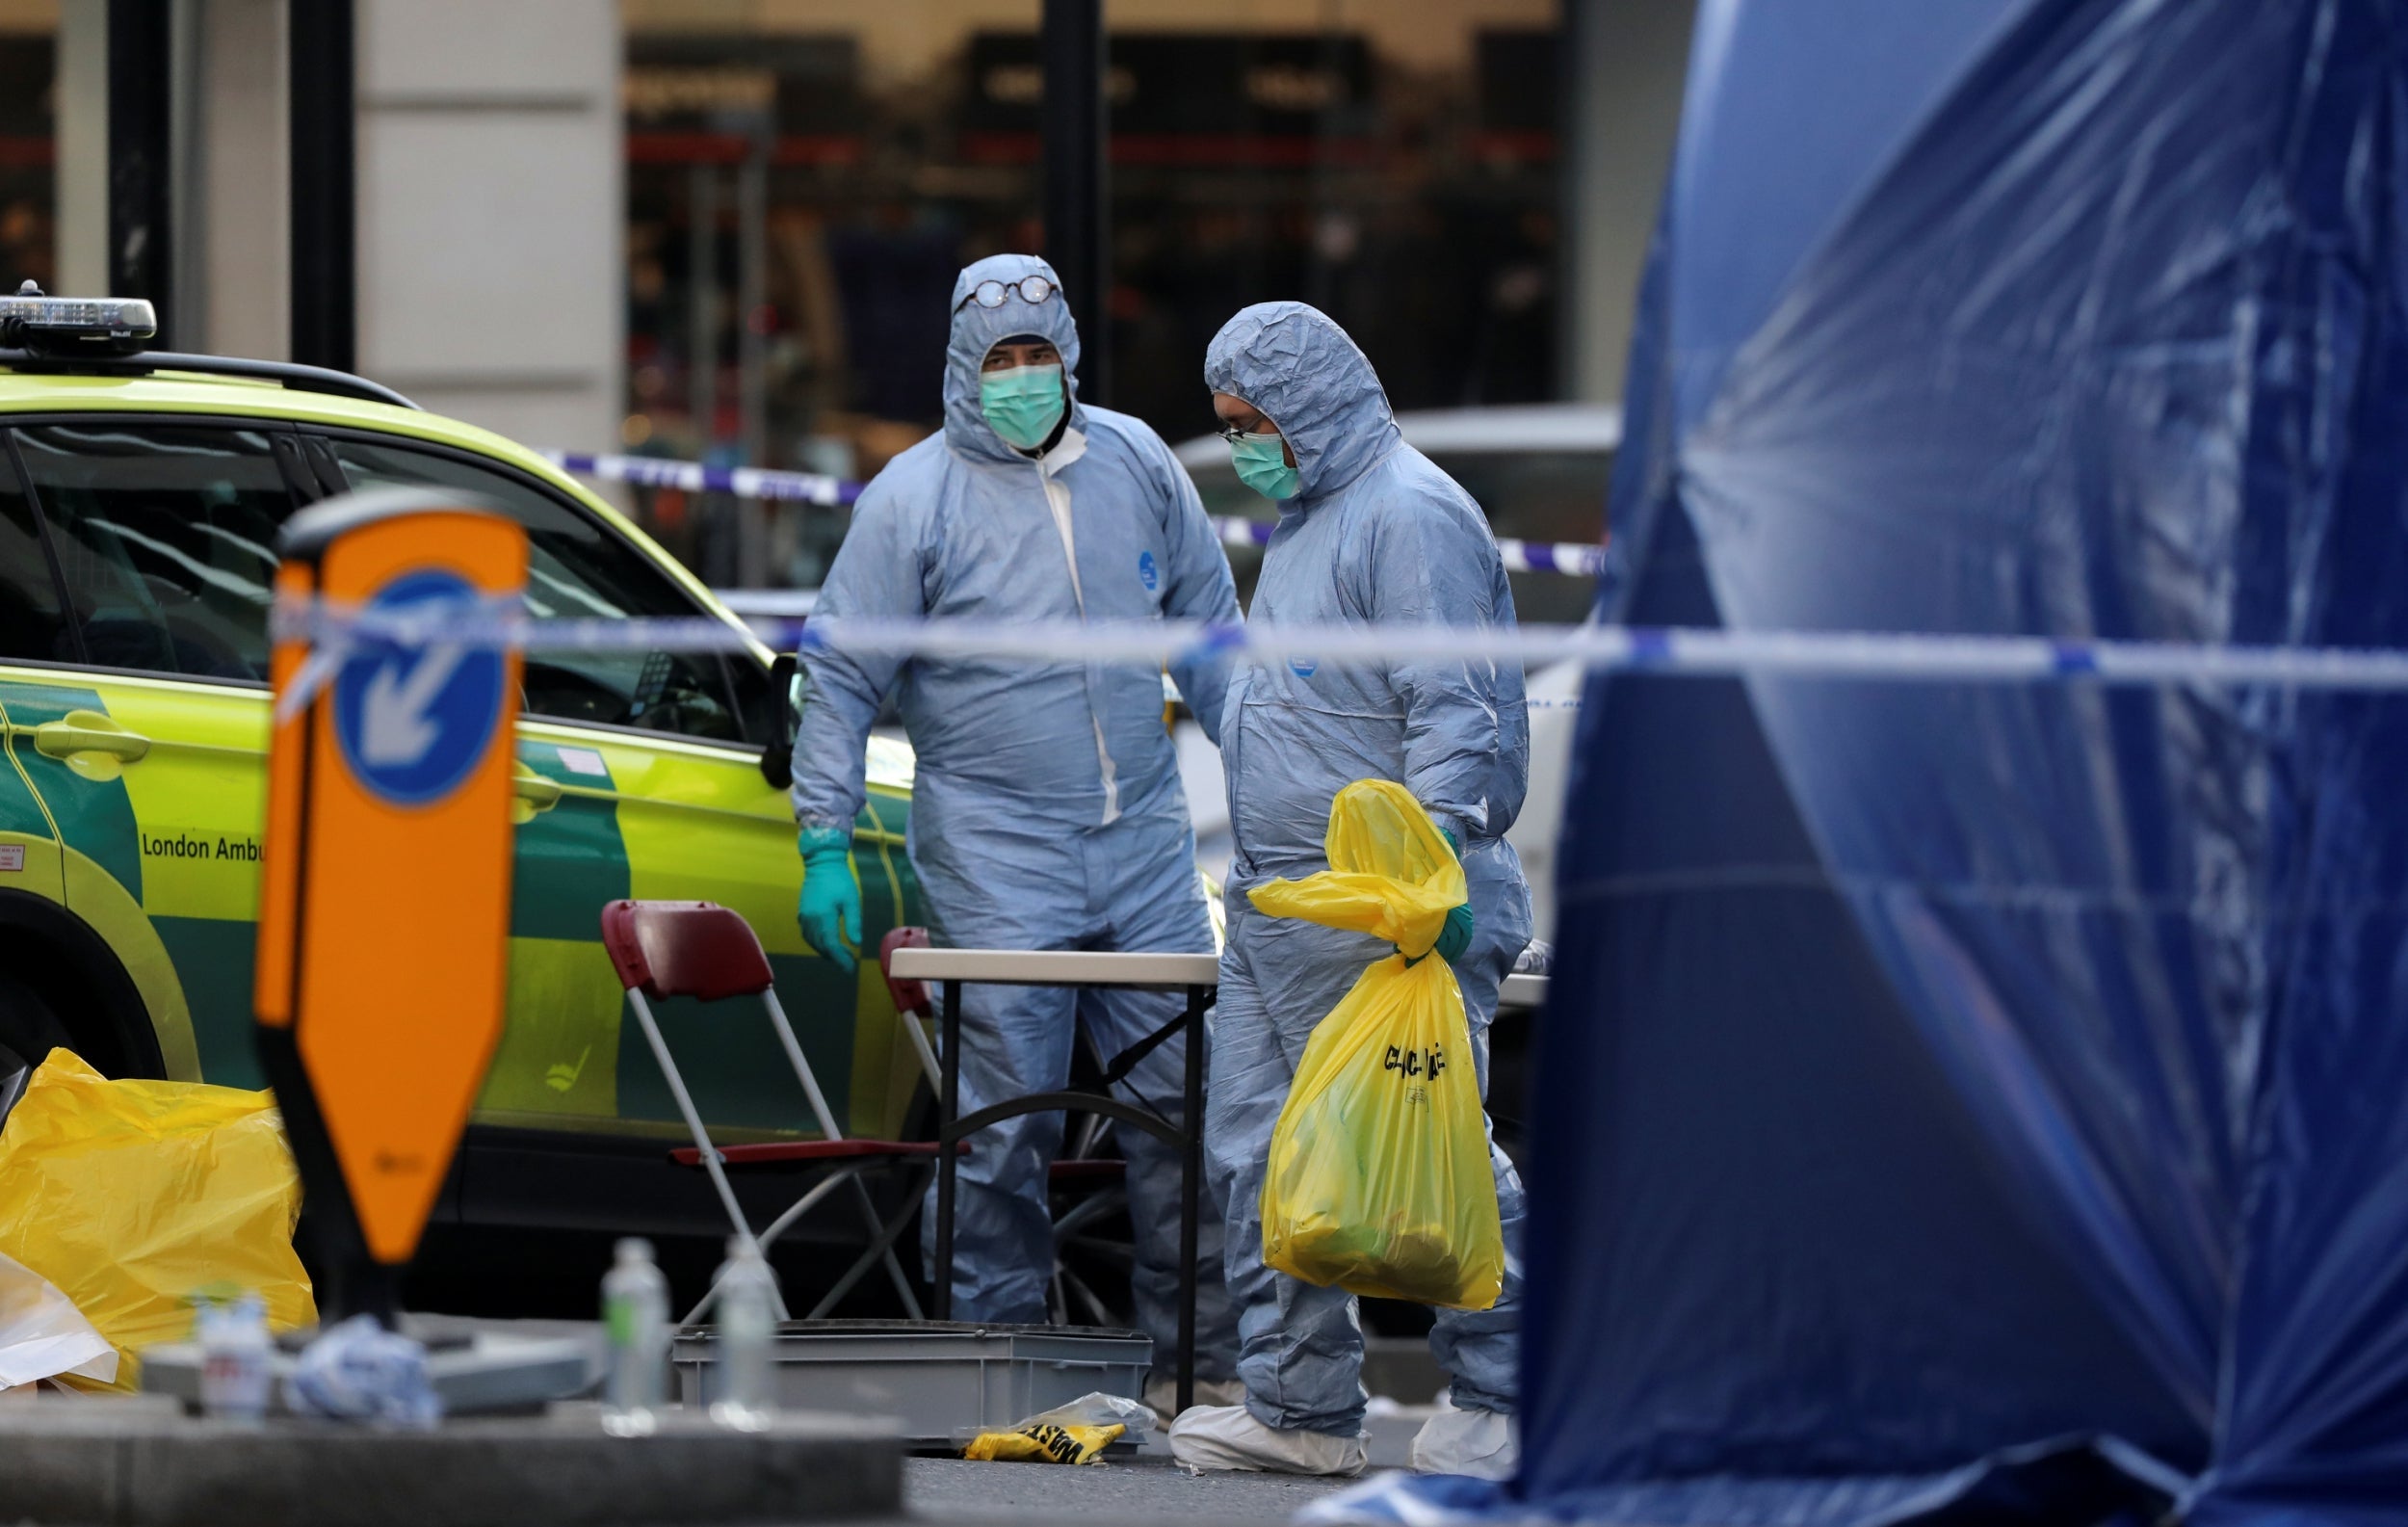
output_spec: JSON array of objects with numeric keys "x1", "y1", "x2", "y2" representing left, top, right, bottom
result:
[{"x1": 899, "y1": 1452, "x2": 1358, "y2": 1525}]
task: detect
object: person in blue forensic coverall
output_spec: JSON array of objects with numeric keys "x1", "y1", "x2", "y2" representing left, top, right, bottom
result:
[
  {"x1": 1166, "y1": 302, "x2": 1534, "y2": 1480},
  {"x1": 788, "y1": 253, "x2": 1242, "y2": 1408}
]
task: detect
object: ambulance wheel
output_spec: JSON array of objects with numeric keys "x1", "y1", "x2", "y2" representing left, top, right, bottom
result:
[{"x1": 0, "y1": 966, "x2": 69, "y2": 1119}]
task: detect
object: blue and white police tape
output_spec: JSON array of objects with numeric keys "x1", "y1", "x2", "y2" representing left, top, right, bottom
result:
[
  {"x1": 542, "y1": 450, "x2": 1605, "y2": 578},
  {"x1": 542, "y1": 451, "x2": 860, "y2": 508},
  {"x1": 1205, "y1": 515, "x2": 1606, "y2": 578},
  {"x1": 269, "y1": 599, "x2": 2408, "y2": 694}
]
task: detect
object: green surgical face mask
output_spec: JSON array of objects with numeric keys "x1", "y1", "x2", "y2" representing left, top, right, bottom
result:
[
  {"x1": 981, "y1": 363, "x2": 1067, "y2": 450},
  {"x1": 1230, "y1": 431, "x2": 1300, "y2": 501}
]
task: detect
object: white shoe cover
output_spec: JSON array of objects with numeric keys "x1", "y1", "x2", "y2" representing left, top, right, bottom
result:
[
  {"x1": 1167, "y1": 1404, "x2": 1369, "y2": 1477},
  {"x1": 1144, "y1": 1375, "x2": 1246, "y2": 1422},
  {"x1": 1409, "y1": 1404, "x2": 1518, "y2": 1479}
]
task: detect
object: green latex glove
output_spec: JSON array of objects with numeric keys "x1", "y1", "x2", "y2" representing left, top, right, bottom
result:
[
  {"x1": 797, "y1": 825, "x2": 862, "y2": 974},
  {"x1": 1433, "y1": 900, "x2": 1475, "y2": 965},
  {"x1": 1404, "y1": 826, "x2": 1476, "y2": 966}
]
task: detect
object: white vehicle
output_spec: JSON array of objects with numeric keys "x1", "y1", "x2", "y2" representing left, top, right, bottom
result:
[{"x1": 1173, "y1": 404, "x2": 1619, "y2": 940}]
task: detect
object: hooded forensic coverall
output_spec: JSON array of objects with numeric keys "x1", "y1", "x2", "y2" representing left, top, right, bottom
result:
[
  {"x1": 790, "y1": 253, "x2": 1240, "y2": 1376},
  {"x1": 1203, "y1": 301, "x2": 1533, "y2": 1435}
]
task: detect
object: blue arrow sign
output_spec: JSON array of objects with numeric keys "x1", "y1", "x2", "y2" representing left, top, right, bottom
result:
[{"x1": 332, "y1": 568, "x2": 507, "y2": 806}]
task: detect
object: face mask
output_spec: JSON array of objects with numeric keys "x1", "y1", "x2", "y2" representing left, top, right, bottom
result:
[
  {"x1": 981, "y1": 363, "x2": 1067, "y2": 450},
  {"x1": 1230, "y1": 431, "x2": 1300, "y2": 501}
]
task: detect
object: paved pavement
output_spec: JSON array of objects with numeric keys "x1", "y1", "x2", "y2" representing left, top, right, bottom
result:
[
  {"x1": 105, "y1": 1313, "x2": 1431, "y2": 1524},
  {"x1": 900, "y1": 1453, "x2": 1359, "y2": 1525}
]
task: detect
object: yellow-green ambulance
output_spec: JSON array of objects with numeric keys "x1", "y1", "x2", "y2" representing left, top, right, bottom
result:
[{"x1": 0, "y1": 348, "x2": 929, "y2": 1241}]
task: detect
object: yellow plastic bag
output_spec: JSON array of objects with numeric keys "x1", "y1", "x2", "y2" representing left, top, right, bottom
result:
[
  {"x1": 1248, "y1": 779, "x2": 1505, "y2": 1310},
  {"x1": 960, "y1": 1421, "x2": 1126, "y2": 1463},
  {"x1": 0, "y1": 1050, "x2": 316, "y2": 1391}
]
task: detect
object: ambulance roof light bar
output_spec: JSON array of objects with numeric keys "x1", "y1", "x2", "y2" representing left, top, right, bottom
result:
[
  {"x1": 0, "y1": 280, "x2": 156, "y2": 357},
  {"x1": 0, "y1": 278, "x2": 418, "y2": 409}
]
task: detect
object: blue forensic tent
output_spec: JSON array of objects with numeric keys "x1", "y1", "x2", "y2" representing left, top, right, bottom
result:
[{"x1": 1525, "y1": 0, "x2": 2408, "y2": 1522}]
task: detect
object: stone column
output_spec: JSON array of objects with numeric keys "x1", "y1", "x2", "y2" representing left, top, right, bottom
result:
[
  {"x1": 1560, "y1": 0, "x2": 1696, "y2": 405},
  {"x1": 353, "y1": 0, "x2": 621, "y2": 451}
]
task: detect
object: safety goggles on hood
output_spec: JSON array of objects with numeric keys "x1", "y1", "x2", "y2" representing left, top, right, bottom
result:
[{"x1": 956, "y1": 274, "x2": 1058, "y2": 313}]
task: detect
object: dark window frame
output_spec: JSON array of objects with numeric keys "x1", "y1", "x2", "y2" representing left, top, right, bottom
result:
[
  {"x1": 0, "y1": 412, "x2": 308, "y2": 687},
  {"x1": 0, "y1": 414, "x2": 775, "y2": 761},
  {"x1": 299, "y1": 426, "x2": 776, "y2": 752},
  {"x1": 4, "y1": 427, "x2": 89, "y2": 666}
]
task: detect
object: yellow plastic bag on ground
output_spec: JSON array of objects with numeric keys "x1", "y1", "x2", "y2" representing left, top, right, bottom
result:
[
  {"x1": 958, "y1": 1392, "x2": 1152, "y2": 1463},
  {"x1": 960, "y1": 1421, "x2": 1126, "y2": 1463},
  {"x1": 1249, "y1": 779, "x2": 1505, "y2": 1310},
  {"x1": 0, "y1": 1050, "x2": 316, "y2": 1391}
]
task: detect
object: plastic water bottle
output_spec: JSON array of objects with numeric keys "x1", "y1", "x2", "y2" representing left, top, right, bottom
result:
[
  {"x1": 198, "y1": 1293, "x2": 274, "y2": 1422},
  {"x1": 600, "y1": 1237, "x2": 669, "y2": 1436},
  {"x1": 708, "y1": 1236, "x2": 779, "y2": 1432}
]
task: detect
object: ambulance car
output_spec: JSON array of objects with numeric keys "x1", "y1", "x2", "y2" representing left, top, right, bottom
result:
[{"x1": 0, "y1": 295, "x2": 929, "y2": 1245}]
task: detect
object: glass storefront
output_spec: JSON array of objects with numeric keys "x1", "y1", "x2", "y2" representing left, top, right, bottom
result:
[
  {"x1": 621, "y1": 0, "x2": 1563, "y2": 588},
  {"x1": 0, "y1": 4, "x2": 1575, "y2": 593}
]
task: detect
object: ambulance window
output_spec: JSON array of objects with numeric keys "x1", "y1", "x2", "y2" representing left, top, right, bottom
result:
[
  {"x1": 322, "y1": 437, "x2": 768, "y2": 746},
  {"x1": 12, "y1": 424, "x2": 294, "y2": 681},
  {"x1": 0, "y1": 456, "x2": 74, "y2": 664}
]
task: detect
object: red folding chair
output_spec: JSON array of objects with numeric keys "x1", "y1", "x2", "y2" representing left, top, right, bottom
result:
[
  {"x1": 601, "y1": 899, "x2": 952, "y2": 1325},
  {"x1": 879, "y1": 926, "x2": 945, "y2": 1093}
]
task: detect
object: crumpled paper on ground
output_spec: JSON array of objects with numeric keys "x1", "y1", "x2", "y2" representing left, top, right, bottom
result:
[
  {"x1": 284, "y1": 1314, "x2": 440, "y2": 1428},
  {"x1": 0, "y1": 1250, "x2": 115, "y2": 1389}
]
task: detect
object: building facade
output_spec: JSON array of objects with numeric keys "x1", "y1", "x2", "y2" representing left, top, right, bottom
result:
[{"x1": 6, "y1": 0, "x2": 1689, "y2": 587}]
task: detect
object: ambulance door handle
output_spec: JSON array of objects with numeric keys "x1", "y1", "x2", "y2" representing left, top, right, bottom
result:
[
  {"x1": 512, "y1": 766, "x2": 563, "y2": 820},
  {"x1": 31, "y1": 710, "x2": 150, "y2": 780}
]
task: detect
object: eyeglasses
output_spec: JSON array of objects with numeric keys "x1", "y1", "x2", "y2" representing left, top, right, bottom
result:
[
  {"x1": 1217, "y1": 422, "x2": 1279, "y2": 442},
  {"x1": 958, "y1": 275, "x2": 1057, "y2": 312}
]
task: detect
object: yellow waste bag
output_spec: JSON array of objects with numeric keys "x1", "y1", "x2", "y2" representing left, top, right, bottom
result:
[
  {"x1": 0, "y1": 1050, "x2": 316, "y2": 1391},
  {"x1": 1249, "y1": 779, "x2": 1504, "y2": 1310},
  {"x1": 960, "y1": 1421, "x2": 1126, "y2": 1464}
]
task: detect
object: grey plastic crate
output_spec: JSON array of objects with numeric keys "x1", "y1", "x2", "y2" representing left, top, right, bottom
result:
[{"x1": 671, "y1": 1321, "x2": 1151, "y2": 1446}]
